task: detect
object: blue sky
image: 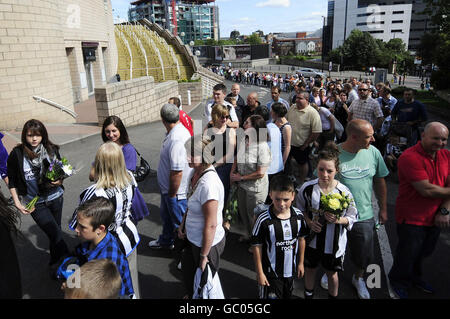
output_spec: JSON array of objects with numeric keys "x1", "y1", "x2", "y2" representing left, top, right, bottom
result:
[{"x1": 110, "y1": 0, "x2": 328, "y2": 37}]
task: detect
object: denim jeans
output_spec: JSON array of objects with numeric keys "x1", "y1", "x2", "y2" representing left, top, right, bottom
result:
[
  {"x1": 388, "y1": 223, "x2": 440, "y2": 289},
  {"x1": 158, "y1": 193, "x2": 188, "y2": 246},
  {"x1": 30, "y1": 195, "x2": 69, "y2": 264}
]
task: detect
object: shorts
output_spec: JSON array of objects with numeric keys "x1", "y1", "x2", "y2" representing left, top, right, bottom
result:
[
  {"x1": 258, "y1": 277, "x2": 294, "y2": 299},
  {"x1": 289, "y1": 145, "x2": 311, "y2": 165},
  {"x1": 347, "y1": 218, "x2": 375, "y2": 269},
  {"x1": 304, "y1": 246, "x2": 344, "y2": 272}
]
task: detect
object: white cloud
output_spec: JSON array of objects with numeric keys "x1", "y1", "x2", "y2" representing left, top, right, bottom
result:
[{"x1": 255, "y1": 0, "x2": 291, "y2": 8}]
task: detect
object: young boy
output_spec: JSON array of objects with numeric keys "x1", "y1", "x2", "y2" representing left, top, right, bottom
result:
[
  {"x1": 57, "y1": 197, "x2": 134, "y2": 298},
  {"x1": 63, "y1": 259, "x2": 122, "y2": 299},
  {"x1": 251, "y1": 175, "x2": 308, "y2": 299}
]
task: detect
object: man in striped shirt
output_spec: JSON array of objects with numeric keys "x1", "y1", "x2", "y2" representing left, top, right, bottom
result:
[{"x1": 252, "y1": 175, "x2": 308, "y2": 299}]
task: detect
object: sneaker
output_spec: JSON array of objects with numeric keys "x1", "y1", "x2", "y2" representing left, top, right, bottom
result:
[
  {"x1": 391, "y1": 284, "x2": 409, "y2": 299},
  {"x1": 414, "y1": 280, "x2": 434, "y2": 294},
  {"x1": 148, "y1": 239, "x2": 174, "y2": 250},
  {"x1": 320, "y1": 274, "x2": 328, "y2": 290},
  {"x1": 352, "y1": 275, "x2": 370, "y2": 299}
]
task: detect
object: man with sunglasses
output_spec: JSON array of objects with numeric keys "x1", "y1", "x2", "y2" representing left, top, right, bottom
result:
[{"x1": 348, "y1": 83, "x2": 384, "y2": 131}]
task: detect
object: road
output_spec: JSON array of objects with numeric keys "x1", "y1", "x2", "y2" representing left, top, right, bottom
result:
[{"x1": 4, "y1": 79, "x2": 450, "y2": 300}]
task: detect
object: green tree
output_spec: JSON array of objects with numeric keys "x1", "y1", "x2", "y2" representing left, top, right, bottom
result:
[
  {"x1": 340, "y1": 29, "x2": 380, "y2": 69},
  {"x1": 246, "y1": 33, "x2": 262, "y2": 45},
  {"x1": 230, "y1": 30, "x2": 240, "y2": 40},
  {"x1": 420, "y1": 0, "x2": 450, "y2": 89}
]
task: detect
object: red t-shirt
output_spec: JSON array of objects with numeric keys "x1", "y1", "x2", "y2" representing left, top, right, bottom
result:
[
  {"x1": 179, "y1": 110, "x2": 193, "y2": 136},
  {"x1": 395, "y1": 142, "x2": 450, "y2": 226}
]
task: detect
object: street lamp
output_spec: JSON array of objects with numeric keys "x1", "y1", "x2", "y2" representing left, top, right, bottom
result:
[{"x1": 321, "y1": 15, "x2": 326, "y2": 72}]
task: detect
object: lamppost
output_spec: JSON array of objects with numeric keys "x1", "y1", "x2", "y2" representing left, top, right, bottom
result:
[{"x1": 321, "y1": 15, "x2": 326, "y2": 72}]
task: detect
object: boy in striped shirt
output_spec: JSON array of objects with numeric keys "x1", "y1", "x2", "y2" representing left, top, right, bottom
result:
[{"x1": 251, "y1": 175, "x2": 308, "y2": 299}]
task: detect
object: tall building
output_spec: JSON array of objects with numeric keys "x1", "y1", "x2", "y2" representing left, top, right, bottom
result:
[
  {"x1": 324, "y1": 0, "x2": 437, "y2": 56},
  {"x1": 128, "y1": 0, "x2": 219, "y2": 44}
]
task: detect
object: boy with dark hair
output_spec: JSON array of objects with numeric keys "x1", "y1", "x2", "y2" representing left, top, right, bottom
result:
[
  {"x1": 251, "y1": 175, "x2": 308, "y2": 299},
  {"x1": 57, "y1": 197, "x2": 134, "y2": 298}
]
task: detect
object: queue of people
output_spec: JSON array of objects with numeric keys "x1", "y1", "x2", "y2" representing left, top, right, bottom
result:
[{"x1": 0, "y1": 73, "x2": 448, "y2": 301}]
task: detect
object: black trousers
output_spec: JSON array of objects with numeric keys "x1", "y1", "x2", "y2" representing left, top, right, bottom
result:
[{"x1": 181, "y1": 236, "x2": 226, "y2": 298}]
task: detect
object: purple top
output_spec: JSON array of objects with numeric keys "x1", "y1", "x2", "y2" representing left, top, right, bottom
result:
[
  {"x1": 122, "y1": 143, "x2": 137, "y2": 172},
  {"x1": 0, "y1": 132, "x2": 8, "y2": 179}
]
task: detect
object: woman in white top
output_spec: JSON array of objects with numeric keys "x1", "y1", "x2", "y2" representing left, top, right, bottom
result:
[{"x1": 178, "y1": 136, "x2": 225, "y2": 299}]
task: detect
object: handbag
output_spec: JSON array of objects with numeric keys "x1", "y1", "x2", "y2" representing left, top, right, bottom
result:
[{"x1": 133, "y1": 149, "x2": 151, "y2": 182}]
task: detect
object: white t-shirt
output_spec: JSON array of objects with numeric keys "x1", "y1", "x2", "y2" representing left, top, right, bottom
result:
[
  {"x1": 157, "y1": 123, "x2": 193, "y2": 198},
  {"x1": 186, "y1": 169, "x2": 225, "y2": 247},
  {"x1": 319, "y1": 107, "x2": 332, "y2": 131},
  {"x1": 266, "y1": 123, "x2": 283, "y2": 175},
  {"x1": 204, "y1": 100, "x2": 238, "y2": 122}
]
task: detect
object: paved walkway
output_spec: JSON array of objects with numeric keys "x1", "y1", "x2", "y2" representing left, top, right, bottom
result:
[{"x1": 1, "y1": 96, "x2": 200, "y2": 153}]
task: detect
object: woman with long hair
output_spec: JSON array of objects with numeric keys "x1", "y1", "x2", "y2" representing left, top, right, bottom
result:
[
  {"x1": 90, "y1": 116, "x2": 149, "y2": 222},
  {"x1": 7, "y1": 119, "x2": 69, "y2": 266},
  {"x1": 70, "y1": 141, "x2": 141, "y2": 298}
]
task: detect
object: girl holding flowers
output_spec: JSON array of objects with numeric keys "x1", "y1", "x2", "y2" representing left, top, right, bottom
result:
[
  {"x1": 7, "y1": 119, "x2": 69, "y2": 266},
  {"x1": 295, "y1": 142, "x2": 358, "y2": 299}
]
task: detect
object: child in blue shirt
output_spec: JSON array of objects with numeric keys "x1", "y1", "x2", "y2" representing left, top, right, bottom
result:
[{"x1": 57, "y1": 197, "x2": 134, "y2": 298}]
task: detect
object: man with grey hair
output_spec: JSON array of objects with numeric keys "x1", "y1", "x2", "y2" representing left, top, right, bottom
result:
[{"x1": 149, "y1": 103, "x2": 193, "y2": 249}]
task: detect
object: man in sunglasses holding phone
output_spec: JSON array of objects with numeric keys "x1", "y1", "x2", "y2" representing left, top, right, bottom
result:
[{"x1": 348, "y1": 83, "x2": 384, "y2": 132}]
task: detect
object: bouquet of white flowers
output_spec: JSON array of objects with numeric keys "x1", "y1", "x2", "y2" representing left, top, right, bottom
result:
[{"x1": 319, "y1": 192, "x2": 353, "y2": 221}]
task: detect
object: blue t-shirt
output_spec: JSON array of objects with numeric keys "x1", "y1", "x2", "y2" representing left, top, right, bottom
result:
[{"x1": 392, "y1": 100, "x2": 427, "y2": 123}]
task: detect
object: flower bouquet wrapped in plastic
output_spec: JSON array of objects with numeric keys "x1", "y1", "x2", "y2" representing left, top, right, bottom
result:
[
  {"x1": 45, "y1": 157, "x2": 74, "y2": 181},
  {"x1": 319, "y1": 192, "x2": 353, "y2": 221},
  {"x1": 308, "y1": 192, "x2": 354, "y2": 241},
  {"x1": 38, "y1": 157, "x2": 74, "y2": 194}
]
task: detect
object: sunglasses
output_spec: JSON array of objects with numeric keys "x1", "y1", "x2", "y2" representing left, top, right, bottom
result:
[
  {"x1": 358, "y1": 88, "x2": 368, "y2": 92},
  {"x1": 221, "y1": 115, "x2": 230, "y2": 119}
]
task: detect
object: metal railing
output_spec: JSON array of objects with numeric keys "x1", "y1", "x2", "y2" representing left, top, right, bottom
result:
[{"x1": 32, "y1": 96, "x2": 78, "y2": 119}]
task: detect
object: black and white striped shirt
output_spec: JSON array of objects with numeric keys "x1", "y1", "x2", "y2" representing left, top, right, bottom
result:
[
  {"x1": 69, "y1": 172, "x2": 140, "y2": 257},
  {"x1": 252, "y1": 206, "x2": 308, "y2": 279},
  {"x1": 295, "y1": 179, "x2": 358, "y2": 258}
]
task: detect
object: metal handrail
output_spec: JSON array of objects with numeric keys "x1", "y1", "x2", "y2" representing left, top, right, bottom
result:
[{"x1": 32, "y1": 96, "x2": 78, "y2": 119}]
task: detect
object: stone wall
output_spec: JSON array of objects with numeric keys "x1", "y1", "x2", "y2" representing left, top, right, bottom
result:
[
  {"x1": 0, "y1": 0, "x2": 117, "y2": 130},
  {"x1": 0, "y1": 0, "x2": 75, "y2": 129},
  {"x1": 178, "y1": 81, "x2": 202, "y2": 108},
  {"x1": 95, "y1": 76, "x2": 178, "y2": 127}
]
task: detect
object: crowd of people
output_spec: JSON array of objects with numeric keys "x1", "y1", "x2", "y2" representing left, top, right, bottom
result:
[{"x1": 0, "y1": 70, "x2": 449, "y2": 300}]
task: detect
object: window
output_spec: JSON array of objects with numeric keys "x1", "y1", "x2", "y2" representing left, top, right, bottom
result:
[
  {"x1": 393, "y1": 11, "x2": 404, "y2": 14},
  {"x1": 392, "y1": 20, "x2": 403, "y2": 23},
  {"x1": 368, "y1": 30, "x2": 384, "y2": 34},
  {"x1": 391, "y1": 29, "x2": 403, "y2": 33}
]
